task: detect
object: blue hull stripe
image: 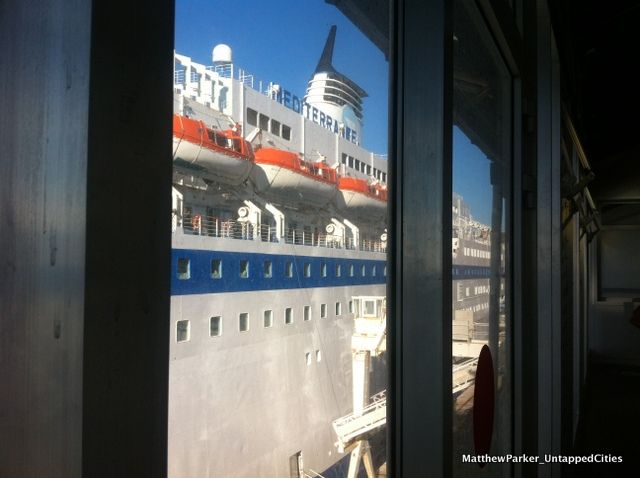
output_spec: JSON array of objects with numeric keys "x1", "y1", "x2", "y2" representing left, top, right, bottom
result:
[{"x1": 171, "y1": 249, "x2": 387, "y2": 295}]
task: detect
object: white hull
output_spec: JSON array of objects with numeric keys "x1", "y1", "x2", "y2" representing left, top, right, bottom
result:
[{"x1": 168, "y1": 233, "x2": 386, "y2": 477}]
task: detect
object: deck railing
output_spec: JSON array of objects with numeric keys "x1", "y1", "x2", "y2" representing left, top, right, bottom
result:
[{"x1": 177, "y1": 215, "x2": 387, "y2": 253}]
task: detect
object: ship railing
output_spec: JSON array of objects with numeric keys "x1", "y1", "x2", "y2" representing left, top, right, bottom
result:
[
  {"x1": 180, "y1": 216, "x2": 387, "y2": 253},
  {"x1": 174, "y1": 69, "x2": 186, "y2": 85},
  {"x1": 206, "y1": 64, "x2": 233, "y2": 79}
]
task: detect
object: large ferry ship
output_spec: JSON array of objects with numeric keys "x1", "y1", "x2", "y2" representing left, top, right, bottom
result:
[
  {"x1": 169, "y1": 27, "x2": 389, "y2": 478},
  {"x1": 168, "y1": 26, "x2": 493, "y2": 478}
]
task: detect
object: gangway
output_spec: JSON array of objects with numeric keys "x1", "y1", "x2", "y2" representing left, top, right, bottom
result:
[
  {"x1": 333, "y1": 296, "x2": 480, "y2": 478},
  {"x1": 332, "y1": 296, "x2": 386, "y2": 478},
  {"x1": 333, "y1": 390, "x2": 386, "y2": 453}
]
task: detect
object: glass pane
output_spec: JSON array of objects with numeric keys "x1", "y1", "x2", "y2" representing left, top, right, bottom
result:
[
  {"x1": 452, "y1": 0, "x2": 512, "y2": 474},
  {"x1": 210, "y1": 316, "x2": 221, "y2": 336},
  {"x1": 176, "y1": 320, "x2": 190, "y2": 342},
  {"x1": 171, "y1": 1, "x2": 389, "y2": 476}
]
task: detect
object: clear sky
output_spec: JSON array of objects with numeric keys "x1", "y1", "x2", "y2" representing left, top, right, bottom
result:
[
  {"x1": 175, "y1": 0, "x2": 389, "y2": 154},
  {"x1": 453, "y1": 126, "x2": 493, "y2": 224},
  {"x1": 175, "y1": 0, "x2": 494, "y2": 224}
]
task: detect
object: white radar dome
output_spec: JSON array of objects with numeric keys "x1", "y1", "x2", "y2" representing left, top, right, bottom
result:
[{"x1": 212, "y1": 44, "x2": 232, "y2": 64}]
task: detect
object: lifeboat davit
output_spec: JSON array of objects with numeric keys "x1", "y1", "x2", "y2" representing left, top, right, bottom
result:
[
  {"x1": 336, "y1": 177, "x2": 388, "y2": 214},
  {"x1": 251, "y1": 148, "x2": 338, "y2": 206},
  {"x1": 172, "y1": 114, "x2": 254, "y2": 185}
]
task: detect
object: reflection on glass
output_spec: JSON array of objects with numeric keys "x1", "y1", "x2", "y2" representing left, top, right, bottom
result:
[
  {"x1": 169, "y1": 1, "x2": 389, "y2": 476},
  {"x1": 452, "y1": 0, "x2": 511, "y2": 475}
]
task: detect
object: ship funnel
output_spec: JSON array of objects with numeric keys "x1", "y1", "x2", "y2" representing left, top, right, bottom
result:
[
  {"x1": 315, "y1": 25, "x2": 337, "y2": 73},
  {"x1": 305, "y1": 25, "x2": 367, "y2": 144}
]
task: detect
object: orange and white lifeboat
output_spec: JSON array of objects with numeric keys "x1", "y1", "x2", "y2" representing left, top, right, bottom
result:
[
  {"x1": 251, "y1": 148, "x2": 338, "y2": 206},
  {"x1": 336, "y1": 177, "x2": 388, "y2": 214},
  {"x1": 172, "y1": 114, "x2": 254, "y2": 185}
]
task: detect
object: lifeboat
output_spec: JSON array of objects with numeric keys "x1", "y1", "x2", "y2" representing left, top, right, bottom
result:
[
  {"x1": 336, "y1": 177, "x2": 388, "y2": 214},
  {"x1": 251, "y1": 148, "x2": 339, "y2": 206},
  {"x1": 172, "y1": 114, "x2": 254, "y2": 185}
]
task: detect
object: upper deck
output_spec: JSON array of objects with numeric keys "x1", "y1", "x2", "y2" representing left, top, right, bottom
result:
[{"x1": 173, "y1": 51, "x2": 388, "y2": 186}]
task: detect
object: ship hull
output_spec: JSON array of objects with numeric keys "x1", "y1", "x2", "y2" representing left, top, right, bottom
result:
[{"x1": 168, "y1": 232, "x2": 386, "y2": 477}]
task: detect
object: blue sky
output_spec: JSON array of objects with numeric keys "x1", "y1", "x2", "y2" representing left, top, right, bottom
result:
[
  {"x1": 175, "y1": 0, "x2": 493, "y2": 224},
  {"x1": 453, "y1": 126, "x2": 493, "y2": 224}
]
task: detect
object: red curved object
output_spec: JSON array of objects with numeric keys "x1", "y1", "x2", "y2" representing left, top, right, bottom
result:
[
  {"x1": 473, "y1": 344, "x2": 495, "y2": 465},
  {"x1": 173, "y1": 114, "x2": 254, "y2": 162}
]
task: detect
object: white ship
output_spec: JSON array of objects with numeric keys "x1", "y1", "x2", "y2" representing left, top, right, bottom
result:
[
  {"x1": 168, "y1": 26, "x2": 492, "y2": 477},
  {"x1": 169, "y1": 27, "x2": 389, "y2": 478}
]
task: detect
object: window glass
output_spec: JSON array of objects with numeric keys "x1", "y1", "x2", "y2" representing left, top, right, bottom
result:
[
  {"x1": 304, "y1": 305, "x2": 311, "y2": 321},
  {"x1": 176, "y1": 320, "x2": 190, "y2": 342},
  {"x1": 240, "y1": 260, "x2": 249, "y2": 278},
  {"x1": 246, "y1": 108, "x2": 258, "y2": 126},
  {"x1": 264, "y1": 310, "x2": 273, "y2": 328},
  {"x1": 211, "y1": 259, "x2": 222, "y2": 279},
  {"x1": 452, "y1": 0, "x2": 512, "y2": 474},
  {"x1": 210, "y1": 316, "x2": 221, "y2": 337},
  {"x1": 285, "y1": 307, "x2": 293, "y2": 325},
  {"x1": 281, "y1": 124, "x2": 291, "y2": 140},
  {"x1": 320, "y1": 304, "x2": 327, "y2": 319},
  {"x1": 270, "y1": 119, "x2": 281, "y2": 136},
  {"x1": 258, "y1": 113, "x2": 269, "y2": 130},
  {"x1": 177, "y1": 258, "x2": 190, "y2": 280},
  {"x1": 363, "y1": 300, "x2": 376, "y2": 316},
  {"x1": 239, "y1": 313, "x2": 249, "y2": 332},
  {"x1": 263, "y1": 260, "x2": 272, "y2": 278}
]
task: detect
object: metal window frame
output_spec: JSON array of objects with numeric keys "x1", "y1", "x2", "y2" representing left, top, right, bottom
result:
[
  {"x1": 389, "y1": 0, "x2": 453, "y2": 475},
  {"x1": 535, "y1": 5, "x2": 562, "y2": 478},
  {"x1": 390, "y1": 0, "x2": 524, "y2": 476}
]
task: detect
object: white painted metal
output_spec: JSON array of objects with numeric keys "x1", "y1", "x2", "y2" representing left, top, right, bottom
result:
[
  {"x1": 343, "y1": 219, "x2": 360, "y2": 250},
  {"x1": 265, "y1": 203, "x2": 285, "y2": 241}
]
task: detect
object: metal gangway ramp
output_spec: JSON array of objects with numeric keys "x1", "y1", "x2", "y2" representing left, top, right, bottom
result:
[
  {"x1": 332, "y1": 390, "x2": 386, "y2": 453},
  {"x1": 331, "y1": 297, "x2": 386, "y2": 478}
]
